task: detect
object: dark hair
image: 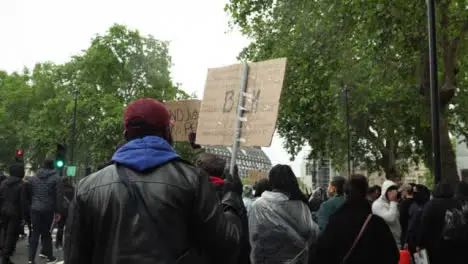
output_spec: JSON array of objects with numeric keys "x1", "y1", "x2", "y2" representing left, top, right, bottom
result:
[
  {"x1": 374, "y1": 185, "x2": 382, "y2": 193},
  {"x1": 268, "y1": 164, "x2": 307, "y2": 202},
  {"x1": 254, "y1": 178, "x2": 271, "y2": 197},
  {"x1": 367, "y1": 186, "x2": 377, "y2": 195},
  {"x1": 0, "y1": 175, "x2": 7, "y2": 184},
  {"x1": 196, "y1": 153, "x2": 226, "y2": 178},
  {"x1": 331, "y1": 176, "x2": 346, "y2": 195},
  {"x1": 43, "y1": 159, "x2": 54, "y2": 170},
  {"x1": 9, "y1": 163, "x2": 25, "y2": 178},
  {"x1": 414, "y1": 184, "x2": 431, "y2": 205},
  {"x1": 345, "y1": 174, "x2": 369, "y2": 201}
]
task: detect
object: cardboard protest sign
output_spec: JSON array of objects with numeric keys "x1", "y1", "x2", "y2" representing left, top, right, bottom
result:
[
  {"x1": 166, "y1": 100, "x2": 201, "y2": 142},
  {"x1": 196, "y1": 58, "x2": 287, "y2": 147},
  {"x1": 247, "y1": 170, "x2": 267, "y2": 184}
]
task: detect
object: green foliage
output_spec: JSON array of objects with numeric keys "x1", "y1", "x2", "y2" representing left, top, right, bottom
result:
[
  {"x1": 173, "y1": 142, "x2": 198, "y2": 164},
  {"x1": 0, "y1": 24, "x2": 187, "y2": 173},
  {"x1": 226, "y1": 0, "x2": 468, "y2": 184},
  {"x1": 241, "y1": 177, "x2": 251, "y2": 186},
  {"x1": 424, "y1": 169, "x2": 435, "y2": 191}
]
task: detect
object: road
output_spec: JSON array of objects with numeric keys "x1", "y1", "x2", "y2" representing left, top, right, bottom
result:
[{"x1": 11, "y1": 229, "x2": 64, "y2": 264}]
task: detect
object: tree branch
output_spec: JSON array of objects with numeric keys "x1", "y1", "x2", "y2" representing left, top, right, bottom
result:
[{"x1": 451, "y1": 20, "x2": 468, "y2": 60}]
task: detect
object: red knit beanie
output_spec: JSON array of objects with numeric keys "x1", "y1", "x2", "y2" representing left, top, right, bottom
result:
[{"x1": 124, "y1": 98, "x2": 171, "y2": 136}]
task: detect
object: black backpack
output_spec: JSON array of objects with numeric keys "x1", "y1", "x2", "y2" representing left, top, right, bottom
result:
[{"x1": 442, "y1": 201, "x2": 468, "y2": 240}]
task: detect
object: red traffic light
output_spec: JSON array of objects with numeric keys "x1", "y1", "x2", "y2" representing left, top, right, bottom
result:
[{"x1": 16, "y1": 149, "x2": 24, "y2": 156}]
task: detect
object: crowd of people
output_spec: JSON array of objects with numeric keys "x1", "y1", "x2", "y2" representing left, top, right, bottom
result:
[
  {"x1": 0, "y1": 97, "x2": 467, "y2": 264},
  {"x1": 0, "y1": 160, "x2": 74, "y2": 264}
]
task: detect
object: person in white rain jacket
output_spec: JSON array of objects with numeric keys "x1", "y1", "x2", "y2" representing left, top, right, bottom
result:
[{"x1": 372, "y1": 180, "x2": 401, "y2": 248}]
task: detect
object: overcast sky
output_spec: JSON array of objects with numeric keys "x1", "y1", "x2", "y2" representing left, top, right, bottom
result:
[{"x1": 0, "y1": 0, "x2": 307, "y2": 175}]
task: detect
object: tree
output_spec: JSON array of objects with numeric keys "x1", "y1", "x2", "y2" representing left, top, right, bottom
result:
[
  {"x1": 0, "y1": 70, "x2": 34, "y2": 170},
  {"x1": 226, "y1": 0, "x2": 468, "y2": 186},
  {"x1": 4, "y1": 24, "x2": 187, "y2": 174}
]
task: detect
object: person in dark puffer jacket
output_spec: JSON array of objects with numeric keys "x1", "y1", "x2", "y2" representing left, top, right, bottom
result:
[
  {"x1": 0, "y1": 163, "x2": 27, "y2": 264},
  {"x1": 196, "y1": 152, "x2": 250, "y2": 264},
  {"x1": 24, "y1": 159, "x2": 63, "y2": 264}
]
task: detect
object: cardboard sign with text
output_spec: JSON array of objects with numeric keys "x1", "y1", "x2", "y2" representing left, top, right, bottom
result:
[
  {"x1": 247, "y1": 170, "x2": 266, "y2": 184},
  {"x1": 166, "y1": 100, "x2": 201, "y2": 142},
  {"x1": 196, "y1": 58, "x2": 287, "y2": 147}
]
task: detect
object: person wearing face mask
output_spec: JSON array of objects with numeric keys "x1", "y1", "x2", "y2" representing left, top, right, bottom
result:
[{"x1": 372, "y1": 180, "x2": 401, "y2": 248}]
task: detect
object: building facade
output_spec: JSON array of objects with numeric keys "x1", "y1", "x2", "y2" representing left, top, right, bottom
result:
[
  {"x1": 300, "y1": 154, "x2": 339, "y2": 189},
  {"x1": 203, "y1": 146, "x2": 272, "y2": 179},
  {"x1": 456, "y1": 136, "x2": 468, "y2": 181}
]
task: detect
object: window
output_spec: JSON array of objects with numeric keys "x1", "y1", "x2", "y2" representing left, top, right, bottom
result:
[{"x1": 305, "y1": 163, "x2": 314, "y2": 176}]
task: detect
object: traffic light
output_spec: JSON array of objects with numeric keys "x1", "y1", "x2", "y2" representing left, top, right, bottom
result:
[
  {"x1": 55, "y1": 144, "x2": 66, "y2": 169},
  {"x1": 15, "y1": 149, "x2": 24, "y2": 157},
  {"x1": 15, "y1": 148, "x2": 24, "y2": 162},
  {"x1": 55, "y1": 160, "x2": 64, "y2": 168}
]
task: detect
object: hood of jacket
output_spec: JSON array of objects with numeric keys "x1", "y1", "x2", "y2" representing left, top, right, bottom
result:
[
  {"x1": 112, "y1": 136, "x2": 180, "y2": 172},
  {"x1": 414, "y1": 184, "x2": 431, "y2": 205},
  {"x1": 432, "y1": 183, "x2": 454, "y2": 199},
  {"x1": 261, "y1": 190, "x2": 289, "y2": 202},
  {"x1": 37, "y1": 168, "x2": 57, "y2": 179},
  {"x1": 379, "y1": 180, "x2": 398, "y2": 202},
  {"x1": 454, "y1": 181, "x2": 468, "y2": 200}
]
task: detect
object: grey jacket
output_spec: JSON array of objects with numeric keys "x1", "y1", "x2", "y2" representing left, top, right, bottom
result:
[{"x1": 27, "y1": 169, "x2": 63, "y2": 213}]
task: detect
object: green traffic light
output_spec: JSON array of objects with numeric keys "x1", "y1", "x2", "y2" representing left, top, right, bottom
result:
[{"x1": 55, "y1": 160, "x2": 64, "y2": 168}]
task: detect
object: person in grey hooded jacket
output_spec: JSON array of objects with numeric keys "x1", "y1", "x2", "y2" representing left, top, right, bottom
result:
[
  {"x1": 372, "y1": 180, "x2": 401, "y2": 248},
  {"x1": 24, "y1": 159, "x2": 63, "y2": 264}
]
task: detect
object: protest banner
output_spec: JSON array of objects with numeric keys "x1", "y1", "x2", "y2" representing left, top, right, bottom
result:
[
  {"x1": 247, "y1": 170, "x2": 267, "y2": 184},
  {"x1": 196, "y1": 58, "x2": 287, "y2": 147},
  {"x1": 166, "y1": 100, "x2": 201, "y2": 142}
]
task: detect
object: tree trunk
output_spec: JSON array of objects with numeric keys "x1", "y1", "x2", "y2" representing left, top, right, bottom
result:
[
  {"x1": 421, "y1": 51, "x2": 459, "y2": 189},
  {"x1": 380, "y1": 139, "x2": 402, "y2": 182}
]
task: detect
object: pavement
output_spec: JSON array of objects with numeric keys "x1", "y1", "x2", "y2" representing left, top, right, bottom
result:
[{"x1": 10, "y1": 228, "x2": 64, "y2": 264}]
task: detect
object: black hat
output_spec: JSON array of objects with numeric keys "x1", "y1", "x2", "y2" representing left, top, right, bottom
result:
[{"x1": 9, "y1": 163, "x2": 25, "y2": 178}]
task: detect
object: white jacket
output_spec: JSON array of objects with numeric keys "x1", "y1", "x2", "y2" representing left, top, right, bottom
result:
[{"x1": 372, "y1": 180, "x2": 401, "y2": 248}]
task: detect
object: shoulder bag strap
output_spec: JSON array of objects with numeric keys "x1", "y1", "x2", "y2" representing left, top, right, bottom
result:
[{"x1": 342, "y1": 214, "x2": 373, "y2": 264}]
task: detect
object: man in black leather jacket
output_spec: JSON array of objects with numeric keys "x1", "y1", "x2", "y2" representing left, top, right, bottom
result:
[{"x1": 64, "y1": 98, "x2": 244, "y2": 264}]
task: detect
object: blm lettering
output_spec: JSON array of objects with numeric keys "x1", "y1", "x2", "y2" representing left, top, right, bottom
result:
[
  {"x1": 196, "y1": 58, "x2": 286, "y2": 147},
  {"x1": 223, "y1": 90, "x2": 235, "y2": 113}
]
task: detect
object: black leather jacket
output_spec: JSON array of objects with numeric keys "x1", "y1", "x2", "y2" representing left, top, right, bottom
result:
[{"x1": 64, "y1": 160, "x2": 243, "y2": 264}]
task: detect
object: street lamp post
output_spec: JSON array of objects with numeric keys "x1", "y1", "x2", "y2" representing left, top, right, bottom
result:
[
  {"x1": 426, "y1": 0, "x2": 442, "y2": 184},
  {"x1": 70, "y1": 89, "x2": 80, "y2": 165},
  {"x1": 344, "y1": 87, "x2": 352, "y2": 179}
]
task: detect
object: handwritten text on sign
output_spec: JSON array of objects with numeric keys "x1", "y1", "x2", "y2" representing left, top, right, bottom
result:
[
  {"x1": 247, "y1": 170, "x2": 267, "y2": 185},
  {"x1": 165, "y1": 100, "x2": 201, "y2": 142},
  {"x1": 196, "y1": 58, "x2": 287, "y2": 147}
]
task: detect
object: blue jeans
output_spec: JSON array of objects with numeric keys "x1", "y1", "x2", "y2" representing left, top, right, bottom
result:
[{"x1": 29, "y1": 211, "x2": 54, "y2": 261}]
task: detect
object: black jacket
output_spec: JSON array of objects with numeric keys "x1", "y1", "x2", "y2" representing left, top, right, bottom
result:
[
  {"x1": 417, "y1": 184, "x2": 458, "y2": 264},
  {"x1": 399, "y1": 197, "x2": 413, "y2": 247},
  {"x1": 64, "y1": 161, "x2": 243, "y2": 264},
  {"x1": 209, "y1": 175, "x2": 250, "y2": 264},
  {"x1": 312, "y1": 199, "x2": 400, "y2": 264},
  {"x1": 61, "y1": 183, "x2": 75, "y2": 216},
  {"x1": 25, "y1": 169, "x2": 63, "y2": 213},
  {"x1": 0, "y1": 176, "x2": 26, "y2": 218}
]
